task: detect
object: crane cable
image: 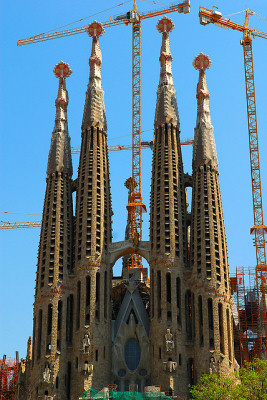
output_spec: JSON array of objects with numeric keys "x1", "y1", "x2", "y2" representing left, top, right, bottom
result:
[
  {"x1": 108, "y1": 128, "x2": 153, "y2": 142},
  {"x1": 33, "y1": 1, "x2": 133, "y2": 37},
  {"x1": 0, "y1": 212, "x2": 42, "y2": 216},
  {"x1": 224, "y1": 9, "x2": 267, "y2": 26}
]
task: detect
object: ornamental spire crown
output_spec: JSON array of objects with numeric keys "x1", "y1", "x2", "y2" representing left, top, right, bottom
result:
[
  {"x1": 192, "y1": 53, "x2": 218, "y2": 170},
  {"x1": 82, "y1": 21, "x2": 107, "y2": 132},
  {"x1": 47, "y1": 61, "x2": 73, "y2": 176},
  {"x1": 154, "y1": 17, "x2": 179, "y2": 128}
]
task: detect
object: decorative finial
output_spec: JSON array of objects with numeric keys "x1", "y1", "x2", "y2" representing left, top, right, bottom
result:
[
  {"x1": 53, "y1": 61, "x2": 72, "y2": 79},
  {"x1": 156, "y1": 16, "x2": 175, "y2": 34},
  {"x1": 192, "y1": 53, "x2": 211, "y2": 71},
  {"x1": 86, "y1": 21, "x2": 105, "y2": 38}
]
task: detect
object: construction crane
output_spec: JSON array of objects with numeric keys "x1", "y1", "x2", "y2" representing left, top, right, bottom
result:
[
  {"x1": 199, "y1": 6, "x2": 267, "y2": 356},
  {"x1": 1, "y1": 139, "x2": 194, "y2": 230},
  {"x1": 17, "y1": 0, "x2": 190, "y2": 269},
  {"x1": 71, "y1": 138, "x2": 193, "y2": 154}
]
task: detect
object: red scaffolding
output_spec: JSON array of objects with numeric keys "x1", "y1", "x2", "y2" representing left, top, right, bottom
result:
[
  {"x1": 0, "y1": 357, "x2": 19, "y2": 400},
  {"x1": 236, "y1": 267, "x2": 249, "y2": 364},
  {"x1": 235, "y1": 266, "x2": 267, "y2": 364}
]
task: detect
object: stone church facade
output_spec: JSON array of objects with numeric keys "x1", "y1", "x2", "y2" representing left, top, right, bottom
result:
[{"x1": 16, "y1": 17, "x2": 235, "y2": 400}]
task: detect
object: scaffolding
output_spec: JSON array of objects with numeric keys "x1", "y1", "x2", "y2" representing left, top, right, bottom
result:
[
  {"x1": 236, "y1": 267, "x2": 249, "y2": 364},
  {"x1": 0, "y1": 357, "x2": 19, "y2": 400},
  {"x1": 247, "y1": 269, "x2": 262, "y2": 359},
  {"x1": 256, "y1": 265, "x2": 267, "y2": 356},
  {"x1": 235, "y1": 266, "x2": 267, "y2": 365}
]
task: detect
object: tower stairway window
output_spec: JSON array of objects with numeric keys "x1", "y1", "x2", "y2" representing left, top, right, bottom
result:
[
  {"x1": 208, "y1": 298, "x2": 214, "y2": 349},
  {"x1": 157, "y1": 271, "x2": 161, "y2": 319},
  {"x1": 176, "y1": 277, "x2": 181, "y2": 326},
  {"x1": 37, "y1": 309, "x2": 42, "y2": 360},
  {"x1": 76, "y1": 281, "x2": 81, "y2": 330},
  {"x1": 218, "y1": 303, "x2": 225, "y2": 354},
  {"x1": 198, "y1": 296, "x2": 204, "y2": 346}
]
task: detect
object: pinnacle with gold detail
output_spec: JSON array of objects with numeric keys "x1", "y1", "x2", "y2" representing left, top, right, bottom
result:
[{"x1": 46, "y1": 61, "x2": 73, "y2": 176}]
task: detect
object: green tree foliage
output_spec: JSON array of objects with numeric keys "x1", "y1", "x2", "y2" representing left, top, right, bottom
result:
[{"x1": 190, "y1": 359, "x2": 267, "y2": 400}]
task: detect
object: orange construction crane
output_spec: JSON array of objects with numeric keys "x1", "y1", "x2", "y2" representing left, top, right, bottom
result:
[
  {"x1": 199, "y1": 6, "x2": 267, "y2": 353},
  {"x1": 1, "y1": 139, "x2": 193, "y2": 231},
  {"x1": 71, "y1": 138, "x2": 193, "y2": 154},
  {"x1": 17, "y1": 0, "x2": 190, "y2": 268}
]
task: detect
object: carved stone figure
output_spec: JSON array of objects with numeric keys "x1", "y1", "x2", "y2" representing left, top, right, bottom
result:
[
  {"x1": 82, "y1": 334, "x2": 90, "y2": 353},
  {"x1": 209, "y1": 357, "x2": 216, "y2": 374},
  {"x1": 43, "y1": 365, "x2": 51, "y2": 383},
  {"x1": 163, "y1": 361, "x2": 177, "y2": 372},
  {"x1": 133, "y1": 231, "x2": 139, "y2": 251},
  {"x1": 165, "y1": 329, "x2": 174, "y2": 353},
  {"x1": 83, "y1": 361, "x2": 94, "y2": 375}
]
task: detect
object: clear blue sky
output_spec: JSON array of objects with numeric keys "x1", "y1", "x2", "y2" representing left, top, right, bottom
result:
[{"x1": 1, "y1": 0, "x2": 266, "y2": 359}]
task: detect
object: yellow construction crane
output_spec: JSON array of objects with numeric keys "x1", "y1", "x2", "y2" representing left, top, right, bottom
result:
[
  {"x1": 17, "y1": 0, "x2": 190, "y2": 268},
  {"x1": 199, "y1": 5, "x2": 267, "y2": 354},
  {"x1": 71, "y1": 138, "x2": 193, "y2": 153}
]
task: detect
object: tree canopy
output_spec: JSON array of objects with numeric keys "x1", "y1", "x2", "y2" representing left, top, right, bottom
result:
[{"x1": 190, "y1": 359, "x2": 267, "y2": 400}]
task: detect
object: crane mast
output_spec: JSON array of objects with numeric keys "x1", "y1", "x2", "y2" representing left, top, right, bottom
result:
[
  {"x1": 127, "y1": 1, "x2": 146, "y2": 269},
  {"x1": 241, "y1": 11, "x2": 266, "y2": 268}
]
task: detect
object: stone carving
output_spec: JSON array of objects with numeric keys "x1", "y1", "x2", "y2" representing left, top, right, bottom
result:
[
  {"x1": 165, "y1": 329, "x2": 174, "y2": 353},
  {"x1": 43, "y1": 365, "x2": 51, "y2": 383},
  {"x1": 82, "y1": 334, "x2": 90, "y2": 354},
  {"x1": 234, "y1": 358, "x2": 240, "y2": 371},
  {"x1": 83, "y1": 361, "x2": 94, "y2": 375},
  {"x1": 163, "y1": 361, "x2": 177, "y2": 372},
  {"x1": 209, "y1": 357, "x2": 217, "y2": 374},
  {"x1": 133, "y1": 231, "x2": 139, "y2": 251}
]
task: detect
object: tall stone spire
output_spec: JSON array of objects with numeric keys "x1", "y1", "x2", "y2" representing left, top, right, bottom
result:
[
  {"x1": 192, "y1": 53, "x2": 218, "y2": 170},
  {"x1": 150, "y1": 17, "x2": 187, "y2": 396},
  {"x1": 72, "y1": 22, "x2": 112, "y2": 396},
  {"x1": 47, "y1": 61, "x2": 73, "y2": 175},
  {"x1": 154, "y1": 17, "x2": 179, "y2": 128},
  {"x1": 189, "y1": 54, "x2": 234, "y2": 382},
  {"x1": 29, "y1": 62, "x2": 74, "y2": 400},
  {"x1": 82, "y1": 21, "x2": 107, "y2": 131}
]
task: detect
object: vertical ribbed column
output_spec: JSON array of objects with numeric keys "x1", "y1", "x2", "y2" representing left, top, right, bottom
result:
[
  {"x1": 71, "y1": 21, "x2": 112, "y2": 397},
  {"x1": 190, "y1": 54, "x2": 234, "y2": 382},
  {"x1": 29, "y1": 62, "x2": 73, "y2": 400},
  {"x1": 149, "y1": 17, "x2": 187, "y2": 397}
]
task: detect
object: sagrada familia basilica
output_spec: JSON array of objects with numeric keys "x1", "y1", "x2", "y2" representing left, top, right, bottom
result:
[{"x1": 16, "y1": 16, "x2": 235, "y2": 400}]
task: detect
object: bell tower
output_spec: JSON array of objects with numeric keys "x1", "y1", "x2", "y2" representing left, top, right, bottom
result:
[
  {"x1": 30, "y1": 61, "x2": 74, "y2": 399},
  {"x1": 71, "y1": 21, "x2": 113, "y2": 397},
  {"x1": 189, "y1": 53, "x2": 234, "y2": 379},
  {"x1": 149, "y1": 17, "x2": 188, "y2": 396}
]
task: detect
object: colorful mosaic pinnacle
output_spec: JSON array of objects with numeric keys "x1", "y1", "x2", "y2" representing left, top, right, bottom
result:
[
  {"x1": 86, "y1": 21, "x2": 105, "y2": 38},
  {"x1": 192, "y1": 52, "x2": 211, "y2": 71},
  {"x1": 53, "y1": 61, "x2": 72, "y2": 79},
  {"x1": 156, "y1": 16, "x2": 175, "y2": 33}
]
